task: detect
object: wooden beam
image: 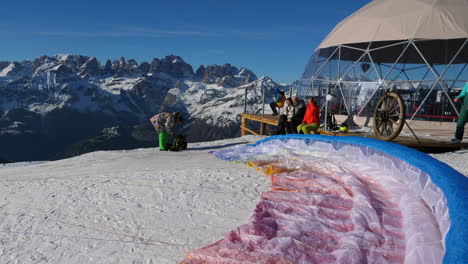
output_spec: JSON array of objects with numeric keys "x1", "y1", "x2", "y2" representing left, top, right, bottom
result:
[
  {"x1": 240, "y1": 113, "x2": 278, "y2": 126},
  {"x1": 240, "y1": 125, "x2": 260, "y2": 136}
]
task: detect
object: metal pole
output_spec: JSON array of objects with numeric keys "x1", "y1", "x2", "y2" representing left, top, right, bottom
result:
[
  {"x1": 243, "y1": 86, "x2": 248, "y2": 114},
  {"x1": 411, "y1": 39, "x2": 467, "y2": 118},
  {"x1": 312, "y1": 47, "x2": 339, "y2": 79},
  {"x1": 382, "y1": 41, "x2": 412, "y2": 81},
  {"x1": 325, "y1": 85, "x2": 329, "y2": 131},
  {"x1": 369, "y1": 40, "x2": 410, "y2": 52},
  {"x1": 262, "y1": 84, "x2": 265, "y2": 117}
]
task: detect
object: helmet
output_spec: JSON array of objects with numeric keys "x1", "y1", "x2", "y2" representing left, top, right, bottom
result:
[{"x1": 340, "y1": 122, "x2": 349, "y2": 133}]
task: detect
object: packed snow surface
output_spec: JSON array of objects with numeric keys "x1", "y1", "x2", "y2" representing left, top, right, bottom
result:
[
  {"x1": 0, "y1": 136, "x2": 466, "y2": 263},
  {"x1": 0, "y1": 136, "x2": 269, "y2": 263}
]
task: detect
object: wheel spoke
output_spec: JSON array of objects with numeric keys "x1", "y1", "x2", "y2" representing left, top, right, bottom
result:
[
  {"x1": 377, "y1": 121, "x2": 384, "y2": 130},
  {"x1": 389, "y1": 105, "x2": 400, "y2": 114},
  {"x1": 389, "y1": 118, "x2": 399, "y2": 125},
  {"x1": 383, "y1": 122, "x2": 388, "y2": 135},
  {"x1": 388, "y1": 99, "x2": 396, "y2": 112},
  {"x1": 384, "y1": 97, "x2": 391, "y2": 111},
  {"x1": 388, "y1": 122, "x2": 394, "y2": 134}
]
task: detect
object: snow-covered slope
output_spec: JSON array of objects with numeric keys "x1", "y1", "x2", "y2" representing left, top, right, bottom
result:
[
  {"x1": 0, "y1": 55, "x2": 290, "y2": 162},
  {"x1": 0, "y1": 136, "x2": 466, "y2": 263},
  {"x1": 0, "y1": 136, "x2": 269, "y2": 263}
]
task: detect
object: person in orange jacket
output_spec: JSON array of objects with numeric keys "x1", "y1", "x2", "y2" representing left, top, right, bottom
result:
[{"x1": 297, "y1": 97, "x2": 320, "y2": 134}]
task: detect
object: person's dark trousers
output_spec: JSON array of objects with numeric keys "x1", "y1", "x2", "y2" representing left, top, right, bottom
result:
[
  {"x1": 291, "y1": 119, "x2": 302, "y2": 134},
  {"x1": 270, "y1": 102, "x2": 278, "y2": 115},
  {"x1": 364, "y1": 114, "x2": 371, "y2": 127},
  {"x1": 455, "y1": 97, "x2": 468, "y2": 140},
  {"x1": 285, "y1": 121, "x2": 296, "y2": 134},
  {"x1": 275, "y1": 114, "x2": 287, "y2": 135}
]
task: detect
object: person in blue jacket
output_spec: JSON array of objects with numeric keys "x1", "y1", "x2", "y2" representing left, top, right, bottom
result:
[
  {"x1": 270, "y1": 88, "x2": 286, "y2": 116},
  {"x1": 452, "y1": 82, "x2": 468, "y2": 144}
]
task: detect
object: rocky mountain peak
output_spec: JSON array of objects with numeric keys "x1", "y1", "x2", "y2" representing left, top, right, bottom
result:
[
  {"x1": 119, "y1": 57, "x2": 126, "y2": 70},
  {"x1": 138, "y1": 61, "x2": 150, "y2": 74},
  {"x1": 195, "y1": 65, "x2": 206, "y2": 78},
  {"x1": 57, "y1": 55, "x2": 89, "y2": 69},
  {"x1": 80, "y1": 57, "x2": 101, "y2": 76},
  {"x1": 150, "y1": 55, "x2": 194, "y2": 78},
  {"x1": 238, "y1": 67, "x2": 257, "y2": 83},
  {"x1": 0, "y1": 61, "x2": 10, "y2": 72},
  {"x1": 103, "y1": 59, "x2": 114, "y2": 74}
]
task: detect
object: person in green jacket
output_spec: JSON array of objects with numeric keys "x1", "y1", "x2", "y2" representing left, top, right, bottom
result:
[
  {"x1": 150, "y1": 112, "x2": 183, "y2": 150},
  {"x1": 451, "y1": 82, "x2": 468, "y2": 144}
]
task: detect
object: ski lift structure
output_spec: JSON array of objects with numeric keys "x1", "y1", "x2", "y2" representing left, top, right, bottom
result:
[{"x1": 296, "y1": 0, "x2": 468, "y2": 142}]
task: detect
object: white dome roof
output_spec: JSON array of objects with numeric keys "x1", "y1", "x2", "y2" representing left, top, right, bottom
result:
[{"x1": 318, "y1": 0, "x2": 468, "y2": 49}]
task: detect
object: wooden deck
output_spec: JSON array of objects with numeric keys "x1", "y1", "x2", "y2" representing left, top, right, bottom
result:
[{"x1": 240, "y1": 113, "x2": 468, "y2": 153}]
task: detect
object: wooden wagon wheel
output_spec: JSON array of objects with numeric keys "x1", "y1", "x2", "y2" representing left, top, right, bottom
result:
[{"x1": 373, "y1": 92, "x2": 406, "y2": 141}]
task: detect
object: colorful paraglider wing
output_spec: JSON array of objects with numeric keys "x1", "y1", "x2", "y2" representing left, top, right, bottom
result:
[{"x1": 181, "y1": 135, "x2": 467, "y2": 264}]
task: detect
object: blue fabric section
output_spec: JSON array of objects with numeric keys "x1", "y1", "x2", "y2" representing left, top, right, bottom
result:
[{"x1": 249, "y1": 135, "x2": 467, "y2": 264}]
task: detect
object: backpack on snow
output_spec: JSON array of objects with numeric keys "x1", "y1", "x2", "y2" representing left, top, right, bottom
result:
[{"x1": 170, "y1": 135, "x2": 188, "y2": 151}]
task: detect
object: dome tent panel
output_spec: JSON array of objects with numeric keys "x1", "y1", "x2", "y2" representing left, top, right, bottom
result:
[
  {"x1": 318, "y1": 0, "x2": 468, "y2": 50},
  {"x1": 298, "y1": 0, "x2": 467, "y2": 124}
]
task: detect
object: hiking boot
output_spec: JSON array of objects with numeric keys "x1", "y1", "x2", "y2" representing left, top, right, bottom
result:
[{"x1": 451, "y1": 138, "x2": 461, "y2": 144}]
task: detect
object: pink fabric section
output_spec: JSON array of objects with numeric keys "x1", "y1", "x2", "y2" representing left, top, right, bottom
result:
[{"x1": 181, "y1": 160, "x2": 405, "y2": 263}]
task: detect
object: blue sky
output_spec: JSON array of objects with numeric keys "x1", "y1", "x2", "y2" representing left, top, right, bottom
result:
[{"x1": 0, "y1": 0, "x2": 371, "y2": 83}]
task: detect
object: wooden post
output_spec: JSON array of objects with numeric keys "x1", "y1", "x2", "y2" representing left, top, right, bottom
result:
[
  {"x1": 262, "y1": 84, "x2": 265, "y2": 117},
  {"x1": 260, "y1": 123, "x2": 266, "y2": 135},
  {"x1": 241, "y1": 115, "x2": 249, "y2": 136}
]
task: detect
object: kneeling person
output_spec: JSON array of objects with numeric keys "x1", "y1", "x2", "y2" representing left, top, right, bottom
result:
[{"x1": 149, "y1": 112, "x2": 183, "y2": 151}]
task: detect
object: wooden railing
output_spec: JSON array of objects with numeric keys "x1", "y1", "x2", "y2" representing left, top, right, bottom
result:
[{"x1": 240, "y1": 113, "x2": 278, "y2": 136}]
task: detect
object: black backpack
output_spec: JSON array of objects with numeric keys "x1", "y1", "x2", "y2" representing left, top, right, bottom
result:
[{"x1": 170, "y1": 135, "x2": 188, "y2": 151}]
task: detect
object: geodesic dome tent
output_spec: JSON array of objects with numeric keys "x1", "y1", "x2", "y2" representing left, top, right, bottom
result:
[{"x1": 297, "y1": 0, "x2": 468, "y2": 131}]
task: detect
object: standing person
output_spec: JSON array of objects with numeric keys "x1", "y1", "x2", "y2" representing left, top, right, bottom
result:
[
  {"x1": 284, "y1": 98, "x2": 296, "y2": 134},
  {"x1": 274, "y1": 98, "x2": 294, "y2": 135},
  {"x1": 149, "y1": 112, "x2": 183, "y2": 151},
  {"x1": 270, "y1": 89, "x2": 286, "y2": 116},
  {"x1": 297, "y1": 97, "x2": 320, "y2": 134},
  {"x1": 451, "y1": 82, "x2": 468, "y2": 143}
]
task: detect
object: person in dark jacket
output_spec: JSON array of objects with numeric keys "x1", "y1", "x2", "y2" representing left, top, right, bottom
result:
[{"x1": 291, "y1": 96, "x2": 306, "y2": 128}]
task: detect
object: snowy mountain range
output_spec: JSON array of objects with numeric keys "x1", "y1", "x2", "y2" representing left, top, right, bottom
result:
[{"x1": 0, "y1": 54, "x2": 290, "y2": 162}]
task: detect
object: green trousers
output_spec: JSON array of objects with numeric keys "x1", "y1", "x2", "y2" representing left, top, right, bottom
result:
[
  {"x1": 455, "y1": 97, "x2": 468, "y2": 140},
  {"x1": 297, "y1": 123, "x2": 319, "y2": 134},
  {"x1": 158, "y1": 131, "x2": 169, "y2": 150}
]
